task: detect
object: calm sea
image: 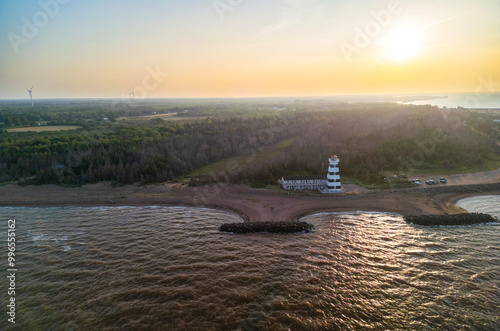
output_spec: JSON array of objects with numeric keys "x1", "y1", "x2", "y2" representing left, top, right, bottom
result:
[
  {"x1": 0, "y1": 199, "x2": 499, "y2": 330},
  {"x1": 407, "y1": 92, "x2": 500, "y2": 109},
  {"x1": 456, "y1": 195, "x2": 500, "y2": 217}
]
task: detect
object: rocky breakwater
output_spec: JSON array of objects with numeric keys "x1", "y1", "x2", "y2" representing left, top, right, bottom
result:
[
  {"x1": 219, "y1": 221, "x2": 315, "y2": 234},
  {"x1": 404, "y1": 213, "x2": 497, "y2": 226}
]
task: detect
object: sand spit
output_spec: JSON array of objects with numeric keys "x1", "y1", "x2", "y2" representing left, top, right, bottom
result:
[{"x1": 1, "y1": 182, "x2": 499, "y2": 222}]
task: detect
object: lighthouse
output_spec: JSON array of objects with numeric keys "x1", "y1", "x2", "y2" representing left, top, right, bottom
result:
[
  {"x1": 278, "y1": 154, "x2": 342, "y2": 193},
  {"x1": 325, "y1": 155, "x2": 342, "y2": 193}
]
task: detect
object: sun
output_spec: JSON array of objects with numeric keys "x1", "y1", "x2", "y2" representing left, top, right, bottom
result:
[{"x1": 383, "y1": 25, "x2": 424, "y2": 63}]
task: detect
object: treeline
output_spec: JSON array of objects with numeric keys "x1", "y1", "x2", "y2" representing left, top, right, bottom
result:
[
  {"x1": 1, "y1": 102, "x2": 498, "y2": 187},
  {"x1": 0, "y1": 102, "x2": 172, "y2": 128},
  {"x1": 198, "y1": 105, "x2": 498, "y2": 186},
  {"x1": 0, "y1": 98, "x2": 303, "y2": 128},
  {"x1": 0, "y1": 115, "x2": 303, "y2": 185}
]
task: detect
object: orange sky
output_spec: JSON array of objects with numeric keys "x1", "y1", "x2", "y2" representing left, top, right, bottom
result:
[{"x1": 1, "y1": 0, "x2": 499, "y2": 99}]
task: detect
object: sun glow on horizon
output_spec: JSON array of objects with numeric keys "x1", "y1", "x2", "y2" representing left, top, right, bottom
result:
[{"x1": 382, "y1": 24, "x2": 425, "y2": 63}]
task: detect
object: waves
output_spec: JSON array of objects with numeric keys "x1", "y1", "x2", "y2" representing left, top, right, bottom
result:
[
  {"x1": 1, "y1": 207, "x2": 499, "y2": 330},
  {"x1": 456, "y1": 195, "x2": 500, "y2": 219}
]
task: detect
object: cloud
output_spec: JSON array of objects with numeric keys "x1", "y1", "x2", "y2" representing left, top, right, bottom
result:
[
  {"x1": 260, "y1": 0, "x2": 321, "y2": 35},
  {"x1": 421, "y1": 14, "x2": 463, "y2": 29}
]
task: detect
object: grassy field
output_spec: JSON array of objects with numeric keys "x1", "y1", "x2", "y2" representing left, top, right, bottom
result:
[
  {"x1": 189, "y1": 137, "x2": 297, "y2": 177},
  {"x1": 342, "y1": 176, "x2": 418, "y2": 190},
  {"x1": 6, "y1": 125, "x2": 82, "y2": 133},
  {"x1": 117, "y1": 113, "x2": 178, "y2": 121},
  {"x1": 118, "y1": 113, "x2": 209, "y2": 123},
  {"x1": 409, "y1": 155, "x2": 500, "y2": 176}
]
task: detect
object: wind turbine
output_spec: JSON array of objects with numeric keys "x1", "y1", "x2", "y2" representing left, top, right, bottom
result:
[
  {"x1": 129, "y1": 88, "x2": 135, "y2": 101},
  {"x1": 26, "y1": 86, "x2": 33, "y2": 107}
]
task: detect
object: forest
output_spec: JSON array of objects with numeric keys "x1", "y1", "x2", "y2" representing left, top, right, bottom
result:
[{"x1": 1, "y1": 99, "x2": 499, "y2": 188}]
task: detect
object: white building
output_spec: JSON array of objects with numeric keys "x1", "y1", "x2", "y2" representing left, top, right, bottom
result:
[
  {"x1": 279, "y1": 175, "x2": 326, "y2": 191},
  {"x1": 279, "y1": 155, "x2": 342, "y2": 193}
]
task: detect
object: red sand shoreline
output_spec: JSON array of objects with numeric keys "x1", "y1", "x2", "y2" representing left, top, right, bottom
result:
[{"x1": 2, "y1": 182, "x2": 497, "y2": 221}]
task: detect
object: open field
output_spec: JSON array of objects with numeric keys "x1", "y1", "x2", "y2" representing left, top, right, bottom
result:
[
  {"x1": 408, "y1": 156, "x2": 500, "y2": 177},
  {"x1": 117, "y1": 112, "x2": 179, "y2": 121},
  {"x1": 118, "y1": 113, "x2": 209, "y2": 123},
  {"x1": 190, "y1": 137, "x2": 297, "y2": 177},
  {"x1": 6, "y1": 125, "x2": 82, "y2": 132}
]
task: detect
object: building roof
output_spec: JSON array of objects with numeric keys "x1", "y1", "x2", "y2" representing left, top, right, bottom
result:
[{"x1": 282, "y1": 175, "x2": 326, "y2": 181}]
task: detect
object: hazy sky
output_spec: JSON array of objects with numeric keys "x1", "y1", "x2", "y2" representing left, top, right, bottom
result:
[{"x1": 1, "y1": 0, "x2": 499, "y2": 99}]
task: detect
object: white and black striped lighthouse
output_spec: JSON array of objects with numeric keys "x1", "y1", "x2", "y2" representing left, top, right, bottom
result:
[{"x1": 325, "y1": 155, "x2": 342, "y2": 193}]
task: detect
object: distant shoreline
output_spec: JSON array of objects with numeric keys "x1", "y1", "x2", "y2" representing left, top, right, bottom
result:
[
  {"x1": 405, "y1": 92, "x2": 500, "y2": 109},
  {"x1": 397, "y1": 95, "x2": 448, "y2": 103}
]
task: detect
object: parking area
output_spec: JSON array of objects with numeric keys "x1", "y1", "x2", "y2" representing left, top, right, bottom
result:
[{"x1": 415, "y1": 167, "x2": 500, "y2": 186}]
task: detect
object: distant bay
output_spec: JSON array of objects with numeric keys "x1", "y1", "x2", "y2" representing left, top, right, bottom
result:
[{"x1": 406, "y1": 92, "x2": 500, "y2": 109}]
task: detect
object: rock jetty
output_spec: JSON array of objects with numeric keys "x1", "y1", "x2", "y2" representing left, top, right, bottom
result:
[
  {"x1": 404, "y1": 213, "x2": 497, "y2": 226},
  {"x1": 219, "y1": 221, "x2": 315, "y2": 234}
]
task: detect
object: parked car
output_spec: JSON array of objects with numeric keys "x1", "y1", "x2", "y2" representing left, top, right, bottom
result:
[{"x1": 440, "y1": 177, "x2": 447, "y2": 183}]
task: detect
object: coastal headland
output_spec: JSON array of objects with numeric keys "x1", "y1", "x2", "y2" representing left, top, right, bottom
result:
[{"x1": 1, "y1": 182, "x2": 499, "y2": 222}]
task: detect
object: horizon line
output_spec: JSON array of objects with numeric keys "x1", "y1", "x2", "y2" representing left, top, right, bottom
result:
[{"x1": 0, "y1": 91, "x2": 489, "y2": 102}]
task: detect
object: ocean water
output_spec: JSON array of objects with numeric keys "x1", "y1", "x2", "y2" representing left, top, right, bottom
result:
[
  {"x1": 0, "y1": 206, "x2": 499, "y2": 330},
  {"x1": 407, "y1": 92, "x2": 500, "y2": 109},
  {"x1": 455, "y1": 195, "x2": 500, "y2": 219}
]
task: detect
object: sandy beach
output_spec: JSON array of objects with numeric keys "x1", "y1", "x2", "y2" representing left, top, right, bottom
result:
[{"x1": 2, "y1": 180, "x2": 499, "y2": 222}]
